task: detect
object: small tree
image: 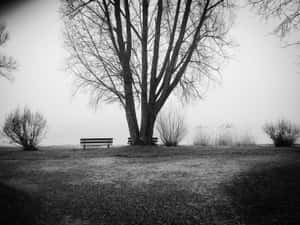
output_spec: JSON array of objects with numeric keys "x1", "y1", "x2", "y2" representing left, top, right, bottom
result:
[
  {"x1": 2, "y1": 108, "x2": 47, "y2": 151},
  {"x1": 263, "y1": 119, "x2": 300, "y2": 147},
  {"x1": 156, "y1": 109, "x2": 187, "y2": 146}
]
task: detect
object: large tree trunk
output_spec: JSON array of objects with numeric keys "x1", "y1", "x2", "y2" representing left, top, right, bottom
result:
[
  {"x1": 139, "y1": 104, "x2": 156, "y2": 145},
  {"x1": 125, "y1": 104, "x2": 157, "y2": 146},
  {"x1": 123, "y1": 63, "x2": 141, "y2": 145},
  {"x1": 124, "y1": 105, "x2": 140, "y2": 144}
]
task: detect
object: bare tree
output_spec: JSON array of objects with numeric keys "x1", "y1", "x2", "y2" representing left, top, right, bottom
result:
[
  {"x1": 62, "y1": 0, "x2": 233, "y2": 145},
  {"x1": 0, "y1": 23, "x2": 16, "y2": 80},
  {"x1": 249, "y1": 0, "x2": 300, "y2": 44},
  {"x1": 2, "y1": 108, "x2": 47, "y2": 151}
]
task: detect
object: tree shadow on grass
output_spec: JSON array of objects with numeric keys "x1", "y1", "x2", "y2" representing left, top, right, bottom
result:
[
  {"x1": 0, "y1": 182, "x2": 41, "y2": 225},
  {"x1": 224, "y1": 163, "x2": 300, "y2": 225}
]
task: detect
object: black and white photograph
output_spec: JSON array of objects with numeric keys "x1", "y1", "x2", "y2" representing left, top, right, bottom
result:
[{"x1": 0, "y1": 0, "x2": 300, "y2": 224}]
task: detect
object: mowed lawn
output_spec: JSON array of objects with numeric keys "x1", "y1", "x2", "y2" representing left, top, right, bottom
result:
[{"x1": 0, "y1": 146, "x2": 300, "y2": 225}]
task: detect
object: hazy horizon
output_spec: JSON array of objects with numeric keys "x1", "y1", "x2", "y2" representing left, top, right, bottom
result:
[{"x1": 1, "y1": 0, "x2": 300, "y2": 146}]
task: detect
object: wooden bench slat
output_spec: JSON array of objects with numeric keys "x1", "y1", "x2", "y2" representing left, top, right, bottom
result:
[
  {"x1": 80, "y1": 138, "x2": 113, "y2": 149},
  {"x1": 81, "y1": 140, "x2": 113, "y2": 143},
  {"x1": 80, "y1": 138, "x2": 113, "y2": 141},
  {"x1": 128, "y1": 137, "x2": 158, "y2": 145},
  {"x1": 127, "y1": 137, "x2": 158, "y2": 140}
]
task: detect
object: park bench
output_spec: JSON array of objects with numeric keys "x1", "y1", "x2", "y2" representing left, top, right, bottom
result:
[
  {"x1": 128, "y1": 137, "x2": 158, "y2": 145},
  {"x1": 80, "y1": 138, "x2": 113, "y2": 149}
]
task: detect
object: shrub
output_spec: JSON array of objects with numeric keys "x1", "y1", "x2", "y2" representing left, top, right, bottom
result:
[
  {"x1": 156, "y1": 109, "x2": 187, "y2": 146},
  {"x1": 2, "y1": 108, "x2": 47, "y2": 151},
  {"x1": 216, "y1": 132, "x2": 234, "y2": 146},
  {"x1": 193, "y1": 128, "x2": 211, "y2": 146},
  {"x1": 236, "y1": 132, "x2": 256, "y2": 147},
  {"x1": 193, "y1": 133, "x2": 211, "y2": 146},
  {"x1": 216, "y1": 124, "x2": 234, "y2": 146},
  {"x1": 263, "y1": 119, "x2": 300, "y2": 147}
]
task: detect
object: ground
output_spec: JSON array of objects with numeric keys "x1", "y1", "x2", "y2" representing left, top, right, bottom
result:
[{"x1": 0, "y1": 145, "x2": 299, "y2": 225}]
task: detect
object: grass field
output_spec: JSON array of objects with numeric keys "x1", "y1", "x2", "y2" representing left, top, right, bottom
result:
[{"x1": 0, "y1": 146, "x2": 299, "y2": 225}]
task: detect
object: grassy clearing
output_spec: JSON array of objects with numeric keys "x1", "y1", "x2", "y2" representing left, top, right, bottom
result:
[{"x1": 0, "y1": 146, "x2": 299, "y2": 225}]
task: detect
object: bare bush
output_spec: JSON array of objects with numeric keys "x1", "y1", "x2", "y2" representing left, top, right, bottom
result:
[
  {"x1": 216, "y1": 132, "x2": 234, "y2": 146},
  {"x1": 2, "y1": 108, "x2": 47, "y2": 151},
  {"x1": 236, "y1": 132, "x2": 256, "y2": 147},
  {"x1": 156, "y1": 110, "x2": 187, "y2": 146},
  {"x1": 216, "y1": 124, "x2": 234, "y2": 146},
  {"x1": 263, "y1": 119, "x2": 300, "y2": 147},
  {"x1": 193, "y1": 128, "x2": 211, "y2": 146}
]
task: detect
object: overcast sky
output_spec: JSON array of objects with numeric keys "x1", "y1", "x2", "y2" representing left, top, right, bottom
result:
[{"x1": 0, "y1": 0, "x2": 299, "y2": 146}]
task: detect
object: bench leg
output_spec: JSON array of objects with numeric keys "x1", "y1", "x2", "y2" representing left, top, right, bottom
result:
[
  {"x1": 107, "y1": 144, "x2": 110, "y2": 149},
  {"x1": 83, "y1": 144, "x2": 86, "y2": 150}
]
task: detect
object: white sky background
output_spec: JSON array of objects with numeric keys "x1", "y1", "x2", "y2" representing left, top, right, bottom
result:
[{"x1": 0, "y1": 0, "x2": 299, "y2": 146}]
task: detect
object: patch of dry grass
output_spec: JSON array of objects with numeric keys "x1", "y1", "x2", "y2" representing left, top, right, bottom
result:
[{"x1": 0, "y1": 145, "x2": 299, "y2": 225}]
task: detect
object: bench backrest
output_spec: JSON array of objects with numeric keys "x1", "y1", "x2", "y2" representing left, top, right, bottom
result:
[
  {"x1": 128, "y1": 137, "x2": 158, "y2": 144},
  {"x1": 80, "y1": 138, "x2": 113, "y2": 144}
]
